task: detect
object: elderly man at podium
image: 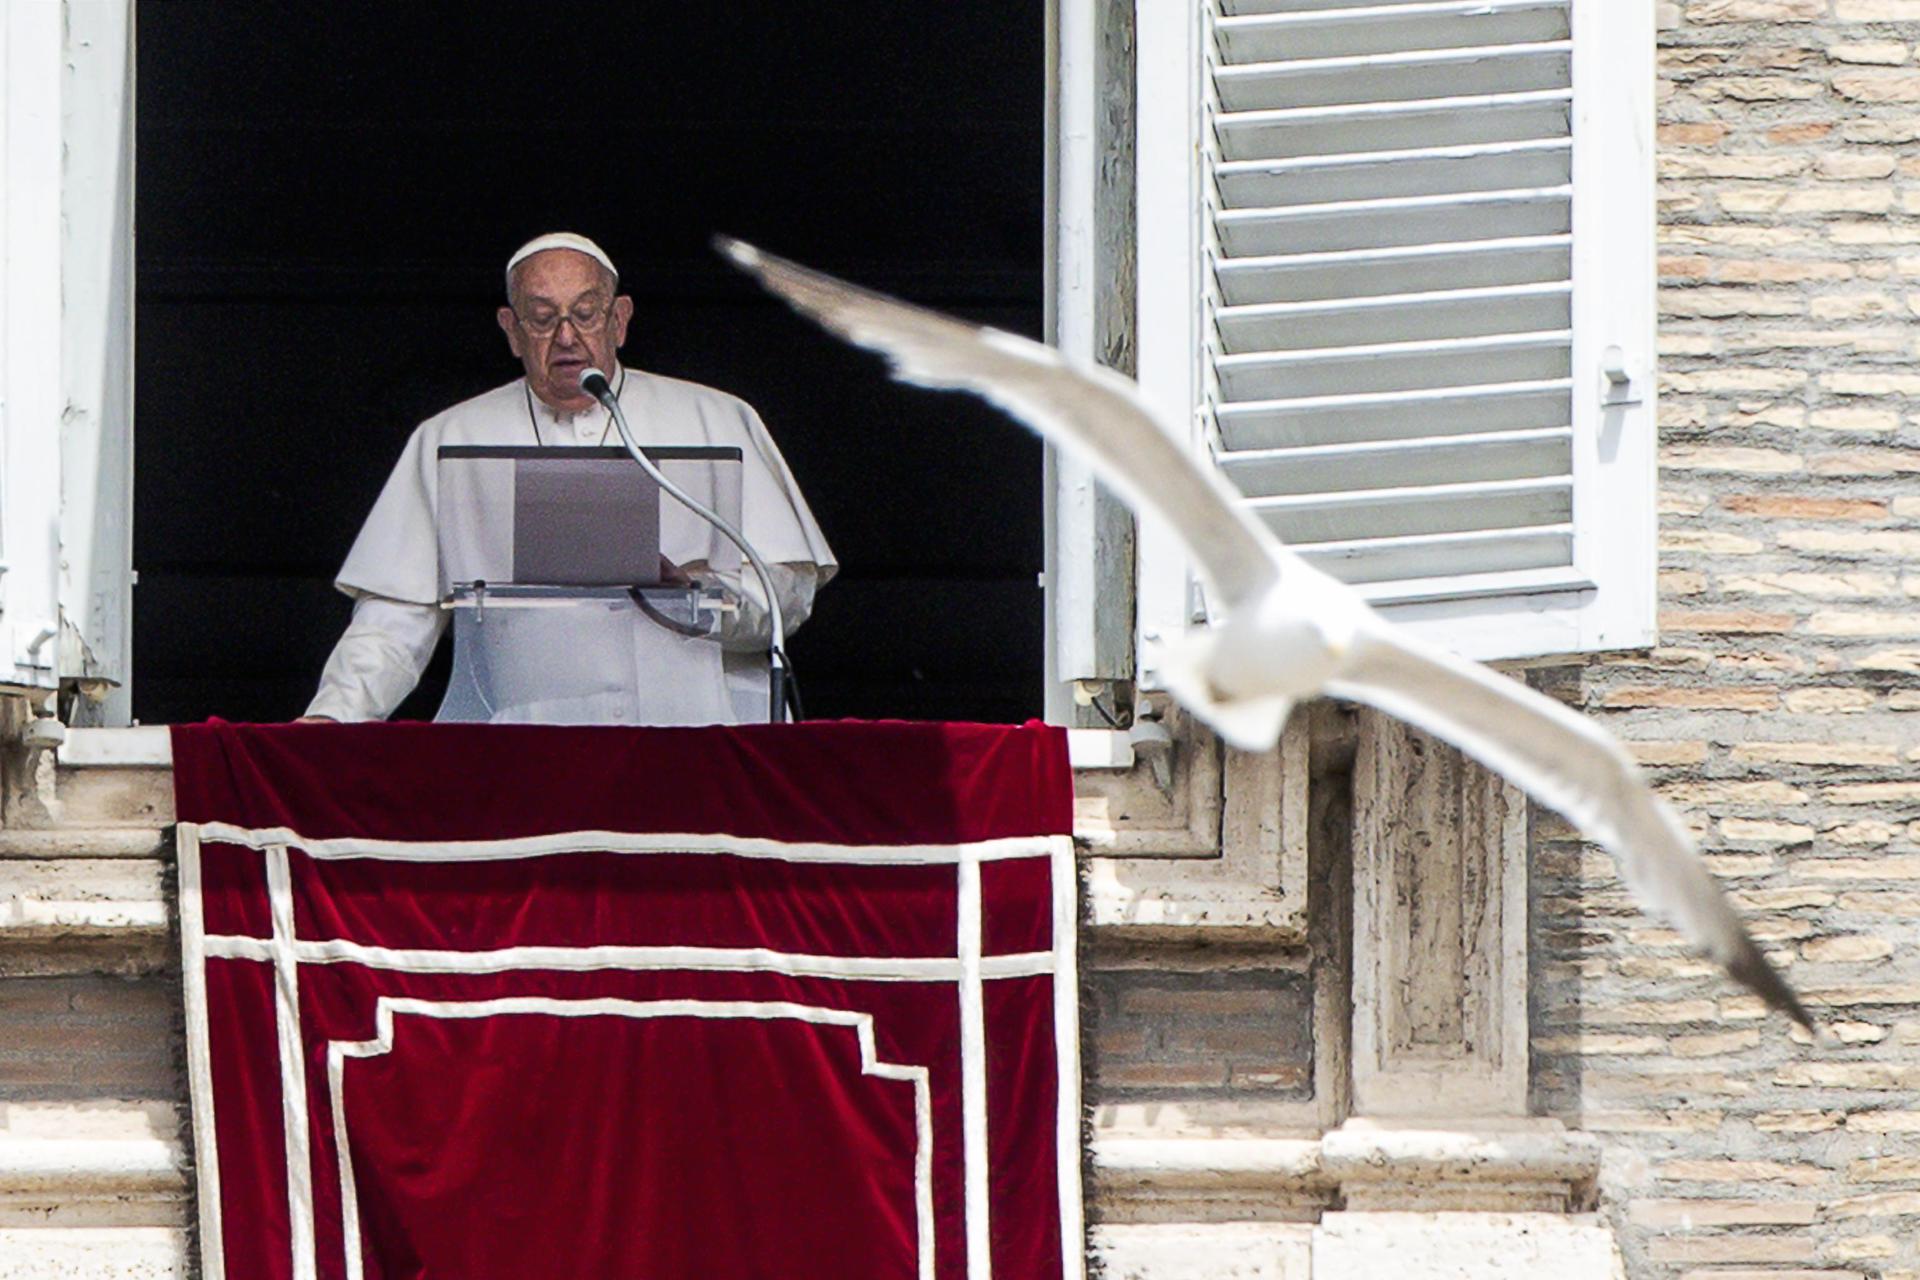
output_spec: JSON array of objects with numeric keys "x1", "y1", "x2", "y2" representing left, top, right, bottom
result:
[{"x1": 300, "y1": 232, "x2": 836, "y2": 726}]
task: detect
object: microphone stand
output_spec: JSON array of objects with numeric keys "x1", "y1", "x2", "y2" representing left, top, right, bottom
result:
[{"x1": 581, "y1": 368, "x2": 792, "y2": 723}]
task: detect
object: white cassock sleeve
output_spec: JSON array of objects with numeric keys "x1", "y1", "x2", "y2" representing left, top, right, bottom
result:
[
  {"x1": 303, "y1": 596, "x2": 449, "y2": 721},
  {"x1": 730, "y1": 399, "x2": 836, "y2": 583},
  {"x1": 714, "y1": 563, "x2": 820, "y2": 651},
  {"x1": 674, "y1": 394, "x2": 834, "y2": 654},
  {"x1": 333, "y1": 420, "x2": 445, "y2": 606}
]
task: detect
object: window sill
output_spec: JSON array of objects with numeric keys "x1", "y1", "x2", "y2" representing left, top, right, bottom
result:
[{"x1": 58, "y1": 726, "x2": 171, "y2": 768}]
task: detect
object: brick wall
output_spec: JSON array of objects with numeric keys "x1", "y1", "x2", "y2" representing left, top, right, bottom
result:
[
  {"x1": 1089, "y1": 966, "x2": 1315, "y2": 1101},
  {"x1": 0, "y1": 975, "x2": 179, "y2": 1103},
  {"x1": 1537, "y1": 4, "x2": 1920, "y2": 1277}
]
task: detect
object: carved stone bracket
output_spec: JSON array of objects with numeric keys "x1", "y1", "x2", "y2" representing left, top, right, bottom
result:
[
  {"x1": 1079, "y1": 710, "x2": 1310, "y2": 941},
  {"x1": 1074, "y1": 706, "x2": 1223, "y2": 860}
]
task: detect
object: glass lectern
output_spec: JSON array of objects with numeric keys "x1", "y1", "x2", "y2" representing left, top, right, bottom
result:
[{"x1": 431, "y1": 445, "x2": 749, "y2": 725}]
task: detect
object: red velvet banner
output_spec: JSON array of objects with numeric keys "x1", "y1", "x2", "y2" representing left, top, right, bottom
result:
[{"x1": 174, "y1": 721, "x2": 1081, "y2": 1280}]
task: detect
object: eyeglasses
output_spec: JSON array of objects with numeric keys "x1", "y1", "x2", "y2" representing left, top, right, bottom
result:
[{"x1": 514, "y1": 299, "x2": 615, "y2": 338}]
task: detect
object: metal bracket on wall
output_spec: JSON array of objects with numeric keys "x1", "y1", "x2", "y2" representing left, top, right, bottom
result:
[{"x1": 1600, "y1": 345, "x2": 1641, "y2": 407}]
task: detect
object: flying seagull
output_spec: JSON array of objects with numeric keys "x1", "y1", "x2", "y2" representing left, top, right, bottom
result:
[{"x1": 720, "y1": 237, "x2": 1814, "y2": 1034}]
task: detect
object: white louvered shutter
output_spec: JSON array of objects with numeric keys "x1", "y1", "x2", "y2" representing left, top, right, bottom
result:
[
  {"x1": 0, "y1": 1, "x2": 135, "y2": 713},
  {"x1": 1168, "y1": 0, "x2": 1656, "y2": 661},
  {"x1": 0, "y1": 2, "x2": 70, "y2": 697}
]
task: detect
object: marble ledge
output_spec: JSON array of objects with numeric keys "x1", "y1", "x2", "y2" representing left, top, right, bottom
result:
[
  {"x1": 0, "y1": 1137, "x2": 188, "y2": 1230},
  {"x1": 1094, "y1": 1123, "x2": 1602, "y2": 1217}
]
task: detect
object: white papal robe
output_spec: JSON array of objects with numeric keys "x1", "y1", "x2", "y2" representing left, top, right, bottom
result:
[{"x1": 305, "y1": 367, "x2": 836, "y2": 725}]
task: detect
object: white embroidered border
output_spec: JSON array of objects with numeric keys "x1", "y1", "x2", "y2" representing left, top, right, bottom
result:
[
  {"x1": 1052, "y1": 833, "x2": 1087, "y2": 1280},
  {"x1": 176, "y1": 825, "x2": 228, "y2": 1280},
  {"x1": 266, "y1": 845, "x2": 318, "y2": 1280},
  {"x1": 195, "y1": 820, "x2": 1067, "y2": 867},
  {"x1": 201, "y1": 935, "x2": 1055, "y2": 982},
  {"x1": 957, "y1": 850, "x2": 991, "y2": 1280},
  {"x1": 326, "y1": 998, "x2": 935, "y2": 1280}
]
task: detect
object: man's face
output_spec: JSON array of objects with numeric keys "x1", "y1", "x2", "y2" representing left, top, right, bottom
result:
[{"x1": 496, "y1": 249, "x2": 634, "y2": 412}]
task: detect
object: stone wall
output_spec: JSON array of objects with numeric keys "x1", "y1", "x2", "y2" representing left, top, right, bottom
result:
[
  {"x1": 1536, "y1": 3, "x2": 1920, "y2": 1278},
  {"x1": 0, "y1": 749, "x2": 186, "y2": 1276}
]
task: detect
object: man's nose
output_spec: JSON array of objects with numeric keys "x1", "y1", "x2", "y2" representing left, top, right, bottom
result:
[{"x1": 552, "y1": 318, "x2": 583, "y2": 346}]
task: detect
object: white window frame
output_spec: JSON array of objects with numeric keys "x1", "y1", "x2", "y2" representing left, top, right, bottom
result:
[
  {"x1": 1133, "y1": 0, "x2": 1209, "y2": 683},
  {"x1": 1046, "y1": 0, "x2": 1143, "y2": 723},
  {"x1": 0, "y1": 0, "x2": 69, "y2": 697},
  {"x1": 60, "y1": 0, "x2": 137, "y2": 724},
  {"x1": 0, "y1": 0, "x2": 137, "y2": 716}
]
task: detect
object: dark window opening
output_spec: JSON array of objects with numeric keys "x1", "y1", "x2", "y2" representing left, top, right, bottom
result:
[{"x1": 135, "y1": 1, "x2": 1045, "y2": 726}]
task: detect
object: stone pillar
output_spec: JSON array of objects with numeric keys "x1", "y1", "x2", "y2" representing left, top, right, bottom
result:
[
  {"x1": 1350, "y1": 711, "x2": 1528, "y2": 1119},
  {"x1": 1316, "y1": 711, "x2": 1614, "y2": 1271}
]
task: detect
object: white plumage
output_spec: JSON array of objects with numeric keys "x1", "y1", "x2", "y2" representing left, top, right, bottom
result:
[{"x1": 722, "y1": 237, "x2": 1813, "y2": 1033}]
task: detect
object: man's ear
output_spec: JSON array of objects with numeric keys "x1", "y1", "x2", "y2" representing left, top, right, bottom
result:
[
  {"x1": 609, "y1": 294, "x2": 634, "y2": 349},
  {"x1": 497, "y1": 306, "x2": 525, "y2": 358}
]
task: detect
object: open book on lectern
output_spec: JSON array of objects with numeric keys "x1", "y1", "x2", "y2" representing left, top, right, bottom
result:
[{"x1": 434, "y1": 444, "x2": 745, "y2": 594}]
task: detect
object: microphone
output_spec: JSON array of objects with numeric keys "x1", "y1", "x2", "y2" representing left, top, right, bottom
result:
[
  {"x1": 579, "y1": 366, "x2": 615, "y2": 405},
  {"x1": 582, "y1": 362, "x2": 796, "y2": 722}
]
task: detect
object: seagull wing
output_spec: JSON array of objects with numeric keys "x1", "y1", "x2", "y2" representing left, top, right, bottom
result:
[
  {"x1": 725, "y1": 238, "x2": 1812, "y2": 1031},
  {"x1": 718, "y1": 238, "x2": 1280, "y2": 608},
  {"x1": 1330, "y1": 621, "x2": 1813, "y2": 1031}
]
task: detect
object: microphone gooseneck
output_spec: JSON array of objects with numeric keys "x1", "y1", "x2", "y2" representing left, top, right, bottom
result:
[{"x1": 578, "y1": 367, "x2": 793, "y2": 722}]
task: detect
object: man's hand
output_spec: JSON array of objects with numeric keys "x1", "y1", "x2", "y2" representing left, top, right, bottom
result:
[{"x1": 294, "y1": 715, "x2": 337, "y2": 724}]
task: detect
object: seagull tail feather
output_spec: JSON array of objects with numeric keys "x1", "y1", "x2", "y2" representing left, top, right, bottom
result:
[{"x1": 1725, "y1": 933, "x2": 1818, "y2": 1036}]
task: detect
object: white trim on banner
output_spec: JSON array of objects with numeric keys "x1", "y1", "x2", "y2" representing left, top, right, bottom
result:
[
  {"x1": 1051, "y1": 833, "x2": 1087, "y2": 1280},
  {"x1": 194, "y1": 820, "x2": 1070, "y2": 867},
  {"x1": 266, "y1": 845, "x2": 318, "y2": 1280},
  {"x1": 957, "y1": 851, "x2": 991, "y2": 1280},
  {"x1": 175, "y1": 825, "x2": 228, "y2": 1280},
  {"x1": 201, "y1": 934, "x2": 1058, "y2": 982},
  {"x1": 327, "y1": 997, "x2": 936, "y2": 1280}
]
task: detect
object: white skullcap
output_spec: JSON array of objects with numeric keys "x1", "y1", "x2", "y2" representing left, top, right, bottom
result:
[{"x1": 504, "y1": 232, "x2": 619, "y2": 293}]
